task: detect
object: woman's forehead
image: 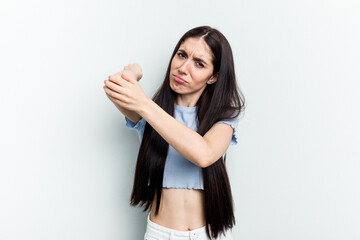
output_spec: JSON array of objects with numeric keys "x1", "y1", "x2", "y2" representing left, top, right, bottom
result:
[{"x1": 179, "y1": 37, "x2": 214, "y2": 60}]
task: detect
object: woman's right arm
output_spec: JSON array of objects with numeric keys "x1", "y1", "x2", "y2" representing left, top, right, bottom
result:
[
  {"x1": 105, "y1": 90, "x2": 142, "y2": 123},
  {"x1": 104, "y1": 63, "x2": 143, "y2": 124}
]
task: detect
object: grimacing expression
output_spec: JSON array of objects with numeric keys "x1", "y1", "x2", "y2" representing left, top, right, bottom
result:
[{"x1": 169, "y1": 37, "x2": 217, "y2": 99}]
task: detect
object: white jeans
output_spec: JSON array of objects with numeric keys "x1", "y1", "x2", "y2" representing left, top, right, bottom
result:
[{"x1": 144, "y1": 214, "x2": 233, "y2": 240}]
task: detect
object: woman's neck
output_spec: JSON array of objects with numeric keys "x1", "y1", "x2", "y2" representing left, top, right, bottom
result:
[
  {"x1": 175, "y1": 91, "x2": 204, "y2": 107},
  {"x1": 175, "y1": 97, "x2": 198, "y2": 107}
]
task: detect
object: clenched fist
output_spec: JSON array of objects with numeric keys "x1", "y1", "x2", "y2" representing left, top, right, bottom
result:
[
  {"x1": 123, "y1": 63, "x2": 143, "y2": 81},
  {"x1": 103, "y1": 63, "x2": 149, "y2": 113}
]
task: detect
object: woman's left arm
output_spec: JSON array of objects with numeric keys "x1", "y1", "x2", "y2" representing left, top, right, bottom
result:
[
  {"x1": 110, "y1": 73, "x2": 234, "y2": 168},
  {"x1": 141, "y1": 100, "x2": 234, "y2": 168}
]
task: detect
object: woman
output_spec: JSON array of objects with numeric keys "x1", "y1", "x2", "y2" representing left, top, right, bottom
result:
[{"x1": 103, "y1": 26, "x2": 245, "y2": 240}]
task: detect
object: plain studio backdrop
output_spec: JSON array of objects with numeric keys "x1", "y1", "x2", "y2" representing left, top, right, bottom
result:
[{"x1": 0, "y1": 0, "x2": 359, "y2": 239}]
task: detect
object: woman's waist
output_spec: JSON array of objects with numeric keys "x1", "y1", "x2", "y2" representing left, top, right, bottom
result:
[{"x1": 150, "y1": 188, "x2": 206, "y2": 231}]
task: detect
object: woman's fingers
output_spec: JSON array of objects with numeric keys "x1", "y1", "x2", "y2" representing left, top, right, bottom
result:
[
  {"x1": 104, "y1": 67, "x2": 146, "y2": 112},
  {"x1": 121, "y1": 72, "x2": 137, "y2": 84},
  {"x1": 104, "y1": 79, "x2": 127, "y2": 95},
  {"x1": 103, "y1": 85, "x2": 129, "y2": 104},
  {"x1": 108, "y1": 74, "x2": 132, "y2": 88}
]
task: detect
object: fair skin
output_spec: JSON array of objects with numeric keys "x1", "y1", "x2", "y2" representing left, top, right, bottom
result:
[{"x1": 103, "y1": 37, "x2": 234, "y2": 230}]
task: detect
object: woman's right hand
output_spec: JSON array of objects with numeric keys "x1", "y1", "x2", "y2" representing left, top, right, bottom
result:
[
  {"x1": 123, "y1": 63, "x2": 143, "y2": 81},
  {"x1": 104, "y1": 62, "x2": 142, "y2": 107},
  {"x1": 104, "y1": 70, "x2": 133, "y2": 106},
  {"x1": 103, "y1": 70, "x2": 142, "y2": 123},
  {"x1": 104, "y1": 72, "x2": 123, "y2": 107}
]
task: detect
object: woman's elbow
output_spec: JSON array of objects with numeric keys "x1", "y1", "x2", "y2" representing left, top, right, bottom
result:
[
  {"x1": 197, "y1": 160, "x2": 209, "y2": 168},
  {"x1": 194, "y1": 154, "x2": 218, "y2": 168}
]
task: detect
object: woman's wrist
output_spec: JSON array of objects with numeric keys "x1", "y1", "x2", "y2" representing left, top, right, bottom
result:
[
  {"x1": 123, "y1": 63, "x2": 143, "y2": 81},
  {"x1": 122, "y1": 70, "x2": 139, "y2": 81},
  {"x1": 137, "y1": 96, "x2": 153, "y2": 118}
]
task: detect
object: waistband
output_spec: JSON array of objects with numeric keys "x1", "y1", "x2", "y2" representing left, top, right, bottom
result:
[{"x1": 147, "y1": 213, "x2": 207, "y2": 237}]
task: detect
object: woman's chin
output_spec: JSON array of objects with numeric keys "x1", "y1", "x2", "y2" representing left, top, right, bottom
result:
[{"x1": 170, "y1": 82, "x2": 185, "y2": 94}]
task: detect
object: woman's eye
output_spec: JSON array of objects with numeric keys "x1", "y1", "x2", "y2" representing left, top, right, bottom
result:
[
  {"x1": 196, "y1": 62, "x2": 204, "y2": 68},
  {"x1": 178, "y1": 52, "x2": 185, "y2": 58}
]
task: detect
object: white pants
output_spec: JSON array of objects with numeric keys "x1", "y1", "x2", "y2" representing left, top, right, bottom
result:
[{"x1": 144, "y1": 214, "x2": 233, "y2": 240}]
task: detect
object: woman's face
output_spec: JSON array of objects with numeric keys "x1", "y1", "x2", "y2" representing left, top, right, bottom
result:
[{"x1": 169, "y1": 37, "x2": 217, "y2": 102}]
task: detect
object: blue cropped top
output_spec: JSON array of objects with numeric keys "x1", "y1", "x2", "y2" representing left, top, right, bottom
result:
[{"x1": 125, "y1": 104, "x2": 239, "y2": 190}]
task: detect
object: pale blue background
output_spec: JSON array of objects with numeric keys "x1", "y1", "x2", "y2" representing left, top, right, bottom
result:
[{"x1": 0, "y1": 0, "x2": 359, "y2": 239}]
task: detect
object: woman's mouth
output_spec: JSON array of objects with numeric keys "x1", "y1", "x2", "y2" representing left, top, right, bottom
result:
[{"x1": 173, "y1": 75, "x2": 187, "y2": 84}]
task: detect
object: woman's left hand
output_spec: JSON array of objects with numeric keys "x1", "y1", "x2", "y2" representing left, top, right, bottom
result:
[{"x1": 105, "y1": 71, "x2": 150, "y2": 113}]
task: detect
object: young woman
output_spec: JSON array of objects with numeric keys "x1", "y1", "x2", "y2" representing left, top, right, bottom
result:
[{"x1": 103, "y1": 26, "x2": 245, "y2": 240}]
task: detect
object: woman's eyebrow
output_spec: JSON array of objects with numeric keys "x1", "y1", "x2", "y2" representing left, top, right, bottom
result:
[
  {"x1": 178, "y1": 49, "x2": 188, "y2": 56},
  {"x1": 178, "y1": 49, "x2": 208, "y2": 65},
  {"x1": 194, "y1": 57, "x2": 208, "y2": 65}
]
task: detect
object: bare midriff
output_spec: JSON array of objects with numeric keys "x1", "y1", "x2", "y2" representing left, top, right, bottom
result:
[{"x1": 150, "y1": 188, "x2": 206, "y2": 231}]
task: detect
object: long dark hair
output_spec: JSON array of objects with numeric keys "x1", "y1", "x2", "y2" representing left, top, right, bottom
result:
[{"x1": 130, "y1": 26, "x2": 245, "y2": 239}]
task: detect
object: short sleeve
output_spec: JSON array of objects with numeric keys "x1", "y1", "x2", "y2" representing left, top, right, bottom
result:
[
  {"x1": 125, "y1": 117, "x2": 146, "y2": 142},
  {"x1": 215, "y1": 116, "x2": 239, "y2": 145}
]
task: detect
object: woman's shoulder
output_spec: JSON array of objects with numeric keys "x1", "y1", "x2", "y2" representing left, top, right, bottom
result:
[{"x1": 214, "y1": 109, "x2": 241, "y2": 145}]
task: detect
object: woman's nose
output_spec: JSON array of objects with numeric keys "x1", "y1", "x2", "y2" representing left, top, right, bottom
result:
[{"x1": 178, "y1": 60, "x2": 190, "y2": 75}]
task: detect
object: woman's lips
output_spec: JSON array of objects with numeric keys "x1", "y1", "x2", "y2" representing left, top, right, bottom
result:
[{"x1": 173, "y1": 75, "x2": 187, "y2": 84}]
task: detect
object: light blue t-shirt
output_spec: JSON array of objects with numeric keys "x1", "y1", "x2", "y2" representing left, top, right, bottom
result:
[{"x1": 125, "y1": 104, "x2": 239, "y2": 190}]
